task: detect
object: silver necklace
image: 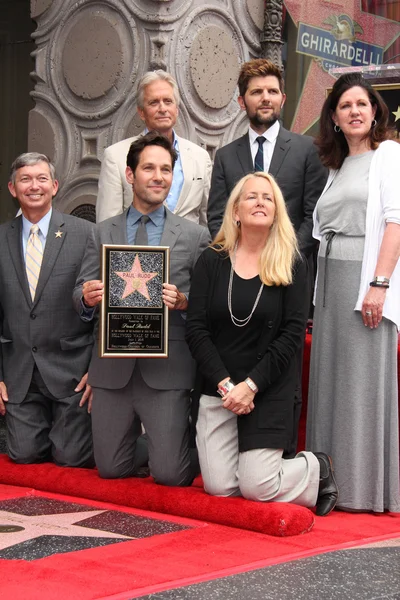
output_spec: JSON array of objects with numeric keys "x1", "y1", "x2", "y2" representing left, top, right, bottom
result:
[{"x1": 228, "y1": 242, "x2": 264, "y2": 327}]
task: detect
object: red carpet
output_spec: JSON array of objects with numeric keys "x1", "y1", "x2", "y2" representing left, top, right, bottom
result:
[
  {"x1": 0, "y1": 455, "x2": 313, "y2": 537},
  {"x1": 0, "y1": 482, "x2": 399, "y2": 600}
]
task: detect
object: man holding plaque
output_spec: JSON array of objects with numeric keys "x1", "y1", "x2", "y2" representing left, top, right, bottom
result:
[{"x1": 74, "y1": 132, "x2": 210, "y2": 486}]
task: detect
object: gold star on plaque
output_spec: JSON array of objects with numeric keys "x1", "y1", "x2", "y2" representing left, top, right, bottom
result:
[
  {"x1": 55, "y1": 230, "x2": 63, "y2": 238},
  {"x1": 392, "y1": 106, "x2": 400, "y2": 122}
]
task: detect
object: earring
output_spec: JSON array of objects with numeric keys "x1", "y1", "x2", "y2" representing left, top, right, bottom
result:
[
  {"x1": 371, "y1": 119, "x2": 377, "y2": 127},
  {"x1": 236, "y1": 220, "x2": 241, "y2": 227},
  {"x1": 334, "y1": 125, "x2": 341, "y2": 133}
]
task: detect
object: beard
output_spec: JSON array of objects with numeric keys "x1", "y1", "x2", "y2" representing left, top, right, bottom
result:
[
  {"x1": 248, "y1": 105, "x2": 281, "y2": 129},
  {"x1": 246, "y1": 106, "x2": 281, "y2": 129}
]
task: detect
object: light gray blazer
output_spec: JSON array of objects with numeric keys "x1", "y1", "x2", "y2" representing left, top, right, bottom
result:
[
  {"x1": 0, "y1": 210, "x2": 95, "y2": 404},
  {"x1": 73, "y1": 208, "x2": 210, "y2": 391}
]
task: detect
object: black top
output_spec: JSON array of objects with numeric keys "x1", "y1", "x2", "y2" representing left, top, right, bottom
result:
[
  {"x1": 203, "y1": 259, "x2": 270, "y2": 396},
  {"x1": 186, "y1": 247, "x2": 309, "y2": 452}
]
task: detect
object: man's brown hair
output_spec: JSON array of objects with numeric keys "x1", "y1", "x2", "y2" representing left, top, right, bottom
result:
[{"x1": 238, "y1": 59, "x2": 284, "y2": 97}]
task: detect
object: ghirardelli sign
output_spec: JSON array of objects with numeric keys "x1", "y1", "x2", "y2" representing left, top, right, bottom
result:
[{"x1": 297, "y1": 14, "x2": 383, "y2": 72}]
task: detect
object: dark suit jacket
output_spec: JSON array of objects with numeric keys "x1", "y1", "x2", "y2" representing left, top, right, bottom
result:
[
  {"x1": 0, "y1": 210, "x2": 95, "y2": 404},
  {"x1": 207, "y1": 127, "x2": 327, "y2": 255},
  {"x1": 73, "y1": 208, "x2": 210, "y2": 391},
  {"x1": 186, "y1": 248, "x2": 309, "y2": 452}
]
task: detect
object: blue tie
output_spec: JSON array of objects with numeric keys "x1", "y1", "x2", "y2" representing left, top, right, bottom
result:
[{"x1": 254, "y1": 136, "x2": 266, "y2": 172}]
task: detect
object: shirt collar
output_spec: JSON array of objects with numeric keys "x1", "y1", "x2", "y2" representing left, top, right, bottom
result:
[
  {"x1": 143, "y1": 128, "x2": 179, "y2": 153},
  {"x1": 249, "y1": 120, "x2": 280, "y2": 145},
  {"x1": 22, "y1": 208, "x2": 52, "y2": 240},
  {"x1": 128, "y1": 204, "x2": 165, "y2": 227}
]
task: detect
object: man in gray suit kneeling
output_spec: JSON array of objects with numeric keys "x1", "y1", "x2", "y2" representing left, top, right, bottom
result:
[
  {"x1": 74, "y1": 132, "x2": 210, "y2": 485},
  {"x1": 0, "y1": 153, "x2": 95, "y2": 466}
]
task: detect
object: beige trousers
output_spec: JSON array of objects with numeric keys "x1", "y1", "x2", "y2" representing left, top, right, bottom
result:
[{"x1": 197, "y1": 394, "x2": 319, "y2": 506}]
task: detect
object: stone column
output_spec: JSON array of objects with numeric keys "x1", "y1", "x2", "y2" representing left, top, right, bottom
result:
[{"x1": 260, "y1": 0, "x2": 284, "y2": 71}]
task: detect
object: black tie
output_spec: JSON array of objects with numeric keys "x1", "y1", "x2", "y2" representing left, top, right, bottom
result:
[
  {"x1": 254, "y1": 136, "x2": 266, "y2": 172},
  {"x1": 134, "y1": 215, "x2": 150, "y2": 245}
]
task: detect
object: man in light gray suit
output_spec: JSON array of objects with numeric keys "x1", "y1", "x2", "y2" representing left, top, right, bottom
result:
[
  {"x1": 74, "y1": 132, "x2": 210, "y2": 485},
  {"x1": 96, "y1": 70, "x2": 211, "y2": 226},
  {"x1": 0, "y1": 153, "x2": 94, "y2": 466}
]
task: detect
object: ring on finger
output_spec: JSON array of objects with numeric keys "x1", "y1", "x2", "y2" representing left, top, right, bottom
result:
[{"x1": 365, "y1": 310, "x2": 372, "y2": 316}]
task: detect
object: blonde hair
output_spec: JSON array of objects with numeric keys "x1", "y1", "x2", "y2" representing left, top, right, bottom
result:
[{"x1": 213, "y1": 172, "x2": 300, "y2": 286}]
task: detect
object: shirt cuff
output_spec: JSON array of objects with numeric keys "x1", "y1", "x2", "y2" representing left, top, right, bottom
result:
[{"x1": 80, "y1": 297, "x2": 96, "y2": 322}]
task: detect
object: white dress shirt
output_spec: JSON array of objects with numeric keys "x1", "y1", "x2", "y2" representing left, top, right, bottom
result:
[{"x1": 248, "y1": 120, "x2": 280, "y2": 173}]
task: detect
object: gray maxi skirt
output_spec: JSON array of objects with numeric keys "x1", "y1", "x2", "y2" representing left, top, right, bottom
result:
[{"x1": 306, "y1": 233, "x2": 400, "y2": 512}]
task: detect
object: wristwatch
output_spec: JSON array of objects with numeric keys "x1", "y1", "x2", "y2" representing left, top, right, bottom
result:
[
  {"x1": 245, "y1": 377, "x2": 258, "y2": 394},
  {"x1": 217, "y1": 379, "x2": 235, "y2": 397}
]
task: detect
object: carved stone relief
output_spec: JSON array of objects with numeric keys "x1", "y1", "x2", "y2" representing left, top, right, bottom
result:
[{"x1": 28, "y1": 0, "x2": 262, "y2": 216}]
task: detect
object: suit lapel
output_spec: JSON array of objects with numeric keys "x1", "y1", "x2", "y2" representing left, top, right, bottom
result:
[
  {"x1": 174, "y1": 136, "x2": 192, "y2": 212},
  {"x1": 6, "y1": 217, "x2": 32, "y2": 307},
  {"x1": 109, "y1": 210, "x2": 129, "y2": 245},
  {"x1": 236, "y1": 133, "x2": 254, "y2": 175},
  {"x1": 33, "y1": 210, "x2": 66, "y2": 306},
  {"x1": 160, "y1": 209, "x2": 180, "y2": 253},
  {"x1": 269, "y1": 126, "x2": 291, "y2": 178}
]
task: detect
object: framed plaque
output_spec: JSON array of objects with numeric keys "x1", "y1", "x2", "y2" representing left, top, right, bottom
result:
[{"x1": 99, "y1": 245, "x2": 169, "y2": 358}]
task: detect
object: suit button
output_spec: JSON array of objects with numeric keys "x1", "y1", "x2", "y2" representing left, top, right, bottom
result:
[
  {"x1": 30, "y1": 314, "x2": 36, "y2": 319},
  {"x1": 257, "y1": 353, "x2": 263, "y2": 360},
  {"x1": 32, "y1": 347, "x2": 37, "y2": 353},
  {"x1": 267, "y1": 321, "x2": 273, "y2": 328}
]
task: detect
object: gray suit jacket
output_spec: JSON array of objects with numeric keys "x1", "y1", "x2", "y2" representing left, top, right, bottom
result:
[
  {"x1": 207, "y1": 127, "x2": 328, "y2": 255},
  {"x1": 0, "y1": 210, "x2": 95, "y2": 404},
  {"x1": 73, "y1": 208, "x2": 210, "y2": 391}
]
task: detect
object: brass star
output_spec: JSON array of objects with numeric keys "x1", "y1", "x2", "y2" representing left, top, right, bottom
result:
[
  {"x1": 393, "y1": 106, "x2": 400, "y2": 122},
  {"x1": 55, "y1": 230, "x2": 63, "y2": 238}
]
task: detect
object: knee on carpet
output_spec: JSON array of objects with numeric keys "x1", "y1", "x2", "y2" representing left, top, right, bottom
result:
[
  {"x1": 54, "y1": 451, "x2": 95, "y2": 469},
  {"x1": 8, "y1": 448, "x2": 49, "y2": 465},
  {"x1": 151, "y1": 464, "x2": 193, "y2": 487},
  {"x1": 239, "y1": 467, "x2": 281, "y2": 502},
  {"x1": 203, "y1": 478, "x2": 240, "y2": 497},
  {"x1": 96, "y1": 461, "x2": 134, "y2": 479}
]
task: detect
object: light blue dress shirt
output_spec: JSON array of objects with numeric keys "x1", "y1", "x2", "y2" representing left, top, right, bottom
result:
[{"x1": 126, "y1": 204, "x2": 166, "y2": 245}]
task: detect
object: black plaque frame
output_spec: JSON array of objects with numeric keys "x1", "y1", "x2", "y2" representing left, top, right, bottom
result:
[{"x1": 99, "y1": 244, "x2": 169, "y2": 358}]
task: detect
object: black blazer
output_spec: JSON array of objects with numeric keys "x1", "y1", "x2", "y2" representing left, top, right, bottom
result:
[
  {"x1": 186, "y1": 248, "x2": 309, "y2": 452},
  {"x1": 207, "y1": 127, "x2": 328, "y2": 256}
]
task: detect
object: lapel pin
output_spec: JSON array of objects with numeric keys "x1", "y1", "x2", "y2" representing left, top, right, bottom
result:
[{"x1": 55, "y1": 230, "x2": 63, "y2": 238}]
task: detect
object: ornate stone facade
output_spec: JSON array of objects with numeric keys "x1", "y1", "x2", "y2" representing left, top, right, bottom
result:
[{"x1": 28, "y1": 0, "x2": 265, "y2": 217}]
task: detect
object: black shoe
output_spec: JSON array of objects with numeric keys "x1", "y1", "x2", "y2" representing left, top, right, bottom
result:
[{"x1": 315, "y1": 452, "x2": 338, "y2": 516}]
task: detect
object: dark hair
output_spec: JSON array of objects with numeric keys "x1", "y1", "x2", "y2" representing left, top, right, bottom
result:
[
  {"x1": 238, "y1": 59, "x2": 284, "y2": 97},
  {"x1": 316, "y1": 72, "x2": 390, "y2": 169},
  {"x1": 126, "y1": 131, "x2": 178, "y2": 173}
]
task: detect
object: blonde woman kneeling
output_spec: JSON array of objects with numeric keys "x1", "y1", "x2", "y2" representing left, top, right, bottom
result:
[{"x1": 186, "y1": 173, "x2": 338, "y2": 516}]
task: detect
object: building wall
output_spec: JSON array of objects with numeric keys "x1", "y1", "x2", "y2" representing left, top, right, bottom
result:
[
  {"x1": 0, "y1": 0, "x2": 35, "y2": 223},
  {"x1": 28, "y1": 0, "x2": 264, "y2": 218}
]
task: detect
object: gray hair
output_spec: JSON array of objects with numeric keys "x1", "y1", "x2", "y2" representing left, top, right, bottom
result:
[
  {"x1": 137, "y1": 70, "x2": 180, "y2": 109},
  {"x1": 10, "y1": 153, "x2": 56, "y2": 185}
]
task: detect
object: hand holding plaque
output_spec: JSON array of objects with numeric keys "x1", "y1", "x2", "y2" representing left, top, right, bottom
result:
[{"x1": 100, "y1": 245, "x2": 169, "y2": 358}]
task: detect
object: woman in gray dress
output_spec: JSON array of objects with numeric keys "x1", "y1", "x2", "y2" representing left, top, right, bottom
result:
[{"x1": 306, "y1": 73, "x2": 400, "y2": 513}]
